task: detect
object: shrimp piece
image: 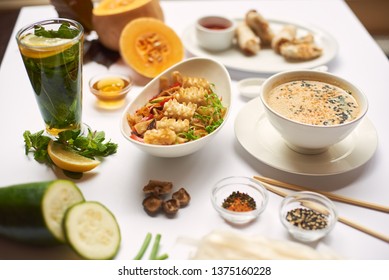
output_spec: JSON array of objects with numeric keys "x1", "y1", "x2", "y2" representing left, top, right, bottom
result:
[
  {"x1": 174, "y1": 86, "x2": 207, "y2": 106},
  {"x1": 144, "y1": 128, "x2": 177, "y2": 145},
  {"x1": 163, "y1": 99, "x2": 197, "y2": 119},
  {"x1": 171, "y1": 71, "x2": 210, "y2": 89},
  {"x1": 157, "y1": 117, "x2": 189, "y2": 133}
]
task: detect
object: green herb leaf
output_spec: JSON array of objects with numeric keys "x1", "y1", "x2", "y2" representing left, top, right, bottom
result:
[
  {"x1": 33, "y1": 25, "x2": 53, "y2": 38},
  {"x1": 23, "y1": 130, "x2": 52, "y2": 164},
  {"x1": 34, "y1": 22, "x2": 79, "y2": 39},
  {"x1": 57, "y1": 23, "x2": 80, "y2": 38},
  {"x1": 23, "y1": 128, "x2": 118, "y2": 175},
  {"x1": 206, "y1": 118, "x2": 224, "y2": 133},
  {"x1": 55, "y1": 129, "x2": 118, "y2": 159},
  {"x1": 178, "y1": 129, "x2": 200, "y2": 141}
]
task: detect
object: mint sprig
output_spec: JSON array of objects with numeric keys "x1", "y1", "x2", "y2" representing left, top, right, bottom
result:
[
  {"x1": 55, "y1": 129, "x2": 118, "y2": 159},
  {"x1": 23, "y1": 130, "x2": 51, "y2": 163},
  {"x1": 34, "y1": 22, "x2": 79, "y2": 39},
  {"x1": 23, "y1": 129, "x2": 118, "y2": 173}
]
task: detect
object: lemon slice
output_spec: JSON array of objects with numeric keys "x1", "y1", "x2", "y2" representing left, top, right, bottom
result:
[
  {"x1": 21, "y1": 34, "x2": 73, "y2": 47},
  {"x1": 48, "y1": 141, "x2": 100, "y2": 173},
  {"x1": 19, "y1": 34, "x2": 74, "y2": 59}
]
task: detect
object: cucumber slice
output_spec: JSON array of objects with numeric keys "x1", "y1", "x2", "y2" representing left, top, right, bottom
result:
[
  {"x1": 64, "y1": 201, "x2": 121, "y2": 260},
  {"x1": 42, "y1": 180, "x2": 85, "y2": 242},
  {"x1": 0, "y1": 180, "x2": 84, "y2": 245}
]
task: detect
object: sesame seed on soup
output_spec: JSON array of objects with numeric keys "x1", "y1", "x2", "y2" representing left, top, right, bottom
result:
[{"x1": 266, "y1": 80, "x2": 360, "y2": 126}]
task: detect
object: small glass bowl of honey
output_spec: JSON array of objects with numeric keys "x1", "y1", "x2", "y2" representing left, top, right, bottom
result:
[{"x1": 89, "y1": 73, "x2": 133, "y2": 109}]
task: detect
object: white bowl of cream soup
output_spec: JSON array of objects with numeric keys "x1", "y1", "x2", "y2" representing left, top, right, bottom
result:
[{"x1": 259, "y1": 70, "x2": 368, "y2": 154}]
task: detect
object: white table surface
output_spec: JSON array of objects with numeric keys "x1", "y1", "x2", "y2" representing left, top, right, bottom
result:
[{"x1": 0, "y1": 0, "x2": 388, "y2": 260}]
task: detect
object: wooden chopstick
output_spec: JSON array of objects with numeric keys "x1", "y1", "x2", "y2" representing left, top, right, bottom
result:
[
  {"x1": 253, "y1": 175, "x2": 389, "y2": 213},
  {"x1": 261, "y1": 182, "x2": 389, "y2": 243}
]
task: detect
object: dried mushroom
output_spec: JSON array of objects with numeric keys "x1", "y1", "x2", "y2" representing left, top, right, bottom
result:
[
  {"x1": 162, "y1": 199, "x2": 180, "y2": 215},
  {"x1": 141, "y1": 179, "x2": 191, "y2": 217},
  {"x1": 172, "y1": 188, "x2": 191, "y2": 207},
  {"x1": 143, "y1": 180, "x2": 173, "y2": 196},
  {"x1": 142, "y1": 194, "x2": 163, "y2": 215}
]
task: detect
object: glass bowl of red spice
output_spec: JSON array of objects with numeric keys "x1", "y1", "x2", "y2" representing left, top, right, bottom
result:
[
  {"x1": 211, "y1": 176, "x2": 269, "y2": 224},
  {"x1": 280, "y1": 191, "x2": 338, "y2": 242}
]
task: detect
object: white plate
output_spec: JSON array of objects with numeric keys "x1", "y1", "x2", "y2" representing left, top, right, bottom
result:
[
  {"x1": 234, "y1": 98, "x2": 378, "y2": 176},
  {"x1": 182, "y1": 18, "x2": 338, "y2": 74}
]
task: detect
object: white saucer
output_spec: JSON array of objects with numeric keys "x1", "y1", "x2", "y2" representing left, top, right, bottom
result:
[{"x1": 234, "y1": 98, "x2": 378, "y2": 176}]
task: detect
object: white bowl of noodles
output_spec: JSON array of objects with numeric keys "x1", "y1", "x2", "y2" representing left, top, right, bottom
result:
[{"x1": 120, "y1": 57, "x2": 232, "y2": 157}]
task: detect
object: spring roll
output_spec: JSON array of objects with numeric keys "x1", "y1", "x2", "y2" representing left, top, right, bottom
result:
[
  {"x1": 245, "y1": 9, "x2": 274, "y2": 46},
  {"x1": 235, "y1": 21, "x2": 260, "y2": 55},
  {"x1": 280, "y1": 42, "x2": 322, "y2": 61},
  {"x1": 271, "y1": 24, "x2": 297, "y2": 53},
  {"x1": 293, "y1": 33, "x2": 314, "y2": 45}
]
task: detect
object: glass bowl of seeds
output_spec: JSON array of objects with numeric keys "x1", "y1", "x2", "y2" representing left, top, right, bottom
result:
[
  {"x1": 280, "y1": 191, "x2": 338, "y2": 242},
  {"x1": 211, "y1": 176, "x2": 269, "y2": 224}
]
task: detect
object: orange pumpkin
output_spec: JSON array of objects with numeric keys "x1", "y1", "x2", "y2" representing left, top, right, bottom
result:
[
  {"x1": 119, "y1": 17, "x2": 184, "y2": 78},
  {"x1": 92, "y1": 0, "x2": 164, "y2": 51}
]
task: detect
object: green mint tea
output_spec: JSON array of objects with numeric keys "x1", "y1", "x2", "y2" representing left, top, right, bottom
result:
[{"x1": 17, "y1": 20, "x2": 84, "y2": 136}]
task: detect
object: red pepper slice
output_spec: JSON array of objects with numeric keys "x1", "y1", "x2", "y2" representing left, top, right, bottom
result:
[
  {"x1": 140, "y1": 114, "x2": 154, "y2": 122},
  {"x1": 169, "y1": 82, "x2": 181, "y2": 89},
  {"x1": 130, "y1": 133, "x2": 144, "y2": 143},
  {"x1": 158, "y1": 96, "x2": 173, "y2": 107}
]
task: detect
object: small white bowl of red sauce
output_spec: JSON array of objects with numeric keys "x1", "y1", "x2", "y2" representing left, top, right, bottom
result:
[{"x1": 196, "y1": 15, "x2": 236, "y2": 52}]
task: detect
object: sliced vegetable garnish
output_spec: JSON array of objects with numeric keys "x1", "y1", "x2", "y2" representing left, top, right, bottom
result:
[{"x1": 64, "y1": 201, "x2": 121, "y2": 260}]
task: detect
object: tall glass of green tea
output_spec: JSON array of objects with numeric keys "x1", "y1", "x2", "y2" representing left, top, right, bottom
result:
[{"x1": 16, "y1": 18, "x2": 84, "y2": 136}]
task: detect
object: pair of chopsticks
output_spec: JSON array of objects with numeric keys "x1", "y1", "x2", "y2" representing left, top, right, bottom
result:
[
  {"x1": 253, "y1": 175, "x2": 389, "y2": 243},
  {"x1": 254, "y1": 175, "x2": 389, "y2": 213}
]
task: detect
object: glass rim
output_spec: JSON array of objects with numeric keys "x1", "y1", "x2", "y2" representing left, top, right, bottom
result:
[{"x1": 16, "y1": 18, "x2": 84, "y2": 48}]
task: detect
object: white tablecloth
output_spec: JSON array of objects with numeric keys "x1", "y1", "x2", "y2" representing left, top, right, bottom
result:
[{"x1": 0, "y1": 0, "x2": 388, "y2": 260}]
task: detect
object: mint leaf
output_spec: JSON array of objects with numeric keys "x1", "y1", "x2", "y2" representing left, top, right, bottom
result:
[
  {"x1": 34, "y1": 22, "x2": 79, "y2": 39},
  {"x1": 23, "y1": 128, "x2": 118, "y2": 171},
  {"x1": 23, "y1": 130, "x2": 52, "y2": 164}
]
